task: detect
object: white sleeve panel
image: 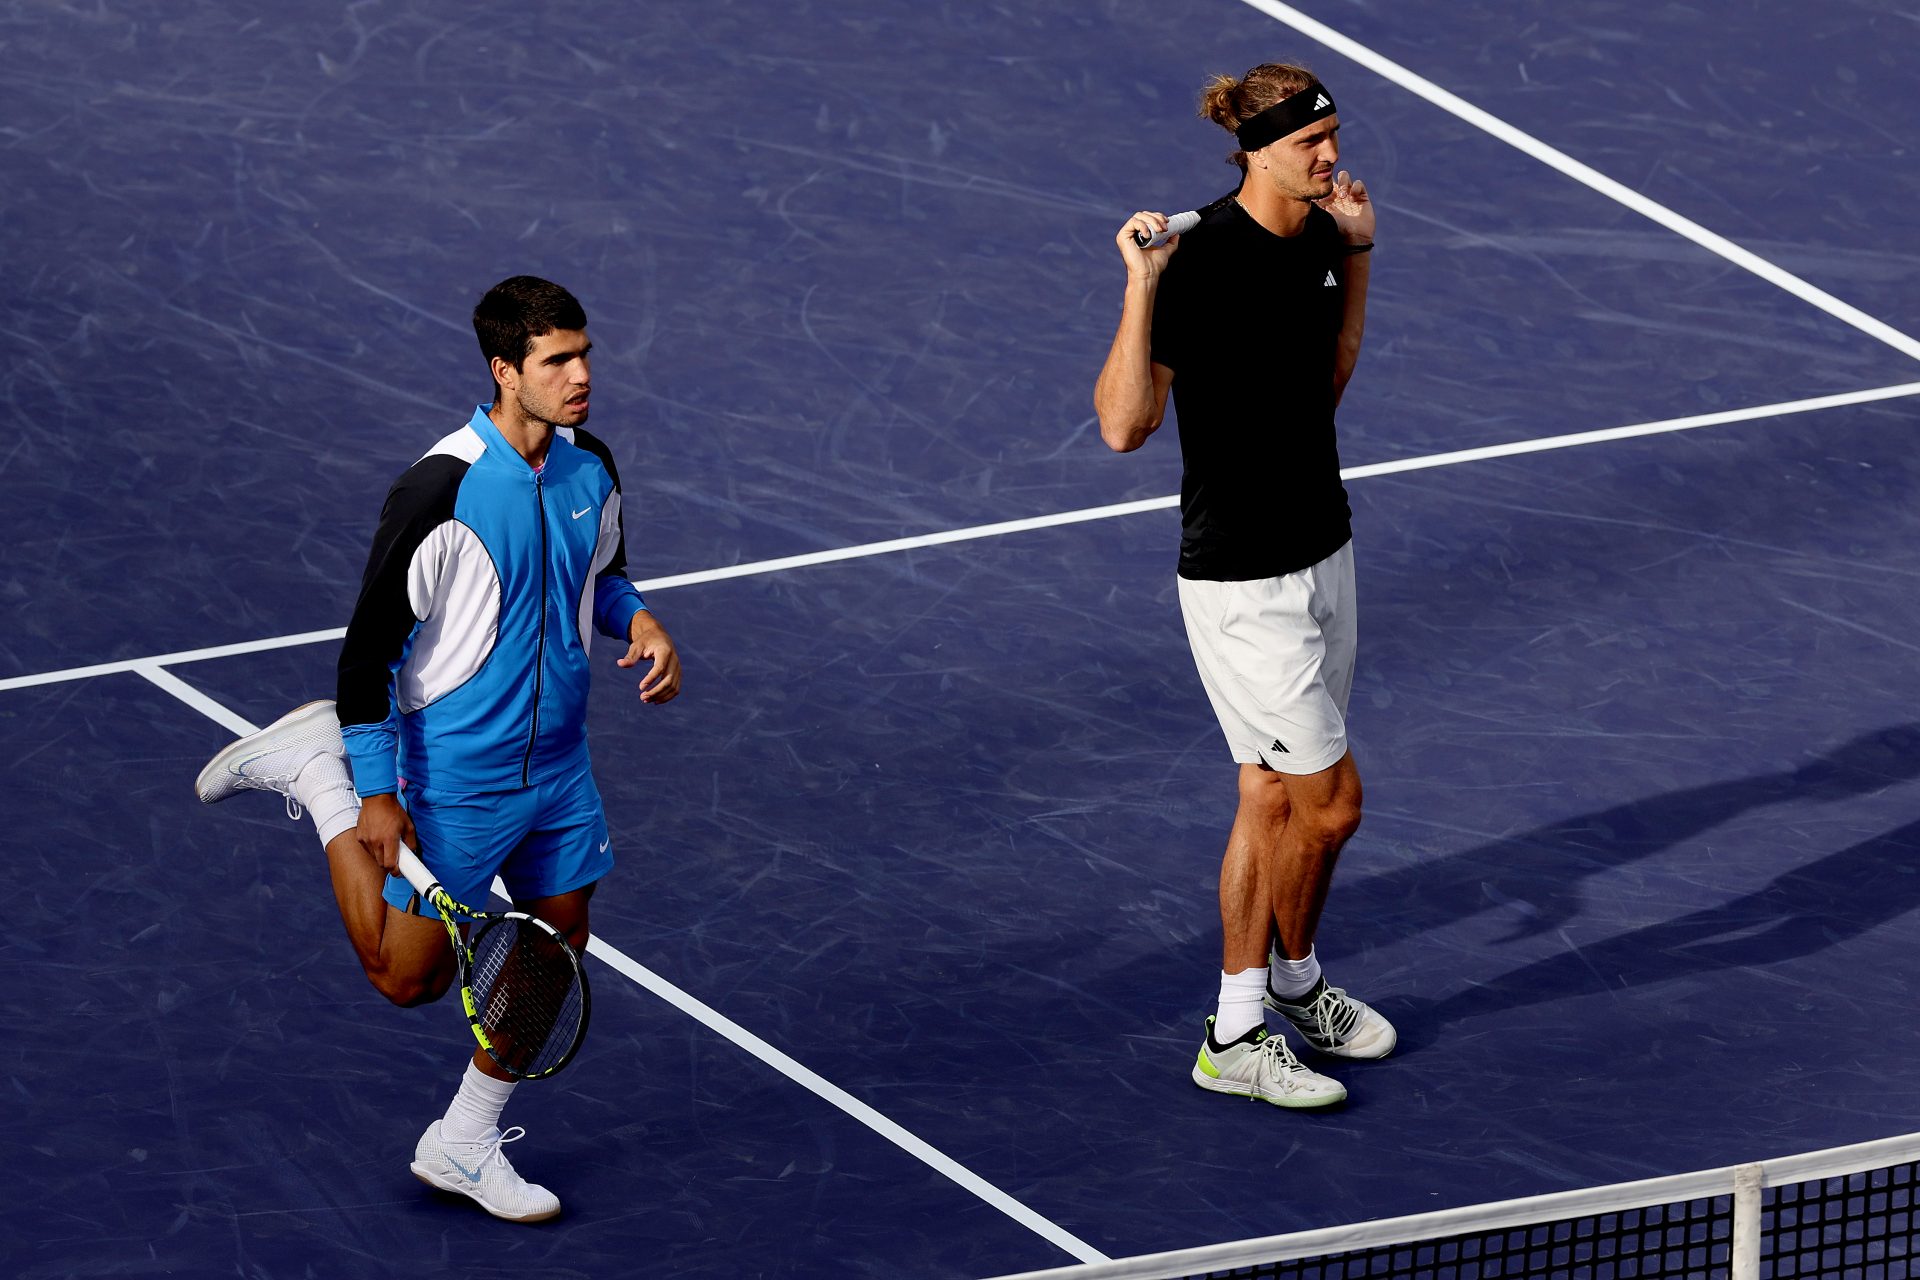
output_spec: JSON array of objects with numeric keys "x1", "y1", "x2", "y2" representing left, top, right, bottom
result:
[
  {"x1": 396, "y1": 520, "x2": 501, "y2": 714},
  {"x1": 576, "y1": 489, "x2": 624, "y2": 657}
]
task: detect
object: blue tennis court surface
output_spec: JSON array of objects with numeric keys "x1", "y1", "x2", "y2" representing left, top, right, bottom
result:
[{"x1": 5, "y1": 2, "x2": 1918, "y2": 1277}]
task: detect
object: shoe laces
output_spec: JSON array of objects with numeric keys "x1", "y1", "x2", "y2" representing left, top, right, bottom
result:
[
  {"x1": 477, "y1": 1126, "x2": 528, "y2": 1177},
  {"x1": 1254, "y1": 1032, "x2": 1309, "y2": 1078},
  {"x1": 232, "y1": 769, "x2": 304, "y2": 819},
  {"x1": 1295, "y1": 983, "x2": 1363, "y2": 1042},
  {"x1": 237, "y1": 771, "x2": 307, "y2": 821}
]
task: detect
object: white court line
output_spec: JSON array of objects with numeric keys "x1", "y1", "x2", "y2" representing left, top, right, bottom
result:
[
  {"x1": 155, "y1": 686, "x2": 1108, "y2": 1263},
  {"x1": 584, "y1": 938, "x2": 1107, "y2": 1263},
  {"x1": 1238, "y1": 0, "x2": 1920, "y2": 366},
  {"x1": 3, "y1": 379, "x2": 1915, "y2": 698},
  {"x1": 132, "y1": 663, "x2": 263, "y2": 737},
  {"x1": 1341, "y1": 382, "x2": 1920, "y2": 479}
]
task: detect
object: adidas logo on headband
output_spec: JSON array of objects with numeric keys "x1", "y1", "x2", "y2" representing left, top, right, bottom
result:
[{"x1": 1233, "y1": 81, "x2": 1340, "y2": 152}]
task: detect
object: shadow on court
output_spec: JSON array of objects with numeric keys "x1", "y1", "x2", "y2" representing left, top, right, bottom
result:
[{"x1": 1345, "y1": 724, "x2": 1920, "y2": 1045}]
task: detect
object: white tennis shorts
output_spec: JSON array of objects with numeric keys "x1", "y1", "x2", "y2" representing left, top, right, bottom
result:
[{"x1": 1176, "y1": 541, "x2": 1356, "y2": 775}]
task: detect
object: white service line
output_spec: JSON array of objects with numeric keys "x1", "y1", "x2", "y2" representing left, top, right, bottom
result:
[
  {"x1": 584, "y1": 937, "x2": 1108, "y2": 1263},
  {"x1": 1237, "y1": 0, "x2": 1920, "y2": 366},
  {"x1": 4, "y1": 380, "x2": 1917, "y2": 698},
  {"x1": 132, "y1": 663, "x2": 262, "y2": 737},
  {"x1": 1342, "y1": 382, "x2": 1920, "y2": 479}
]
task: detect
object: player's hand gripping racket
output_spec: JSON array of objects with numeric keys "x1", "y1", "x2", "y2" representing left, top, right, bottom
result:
[
  {"x1": 396, "y1": 847, "x2": 591, "y2": 1080},
  {"x1": 1132, "y1": 209, "x2": 1201, "y2": 248}
]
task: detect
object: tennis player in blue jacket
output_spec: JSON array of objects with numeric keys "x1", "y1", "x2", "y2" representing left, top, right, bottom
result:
[{"x1": 196, "y1": 275, "x2": 680, "y2": 1222}]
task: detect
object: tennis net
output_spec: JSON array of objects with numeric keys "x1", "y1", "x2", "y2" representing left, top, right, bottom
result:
[{"x1": 986, "y1": 1132, "x2": 1920, "y2": 1280}]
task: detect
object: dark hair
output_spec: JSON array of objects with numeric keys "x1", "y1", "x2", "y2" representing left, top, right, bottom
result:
[
  {"x1": 473, "y1": 276, "x2": 587, "y2": 390},
  {"x1": 1199, "y1": 62, "x2": 1318, "y2": 175}
]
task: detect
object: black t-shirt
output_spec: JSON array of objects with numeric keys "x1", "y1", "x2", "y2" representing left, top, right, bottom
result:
[{"x1": 1150, "y1": 199, "x2": 1353, "y2": 581}]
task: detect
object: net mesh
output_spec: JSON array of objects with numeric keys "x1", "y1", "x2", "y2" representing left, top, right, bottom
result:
[
  {"x1": 1190, "y1": 1196, "x2": 1734, "y2": 1280},
  {"x1": 1050, "y1": 1156, "x2": 1920, "y2": 1280},
  {"x1": 1763, "y1": 1160, "x2": 1917, "y2": 1280}
]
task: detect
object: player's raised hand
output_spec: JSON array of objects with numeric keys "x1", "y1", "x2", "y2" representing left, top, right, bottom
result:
[
  {"x1": 618, "y1": 610, "x2": 681, "y2": 703},
  {"x1": 1116, "y1": 211, "x2": 1180, "y2": 277},
  {"x1": 1316, "y1": 171, "x2": 1374, "y2": 244}
]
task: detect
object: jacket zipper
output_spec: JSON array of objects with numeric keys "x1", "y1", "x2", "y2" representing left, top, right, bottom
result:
[{"x1": 523, "y1": 468, "x2": 549, "y2": 786}]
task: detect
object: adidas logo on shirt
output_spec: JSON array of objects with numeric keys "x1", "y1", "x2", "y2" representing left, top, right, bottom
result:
[{"x1": 1323, "y1": 271, "x2": 1337, "y2": 287}]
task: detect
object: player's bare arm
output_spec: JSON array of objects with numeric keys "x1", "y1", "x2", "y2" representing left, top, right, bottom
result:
[
  {"x1": 1317, "y1": 169, "x2": 1374, "y2": 404},
  {"x1": 1094, "y1": 212, "x2": 1179, "y2": 452}
]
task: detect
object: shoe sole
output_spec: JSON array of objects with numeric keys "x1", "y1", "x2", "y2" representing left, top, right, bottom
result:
[
  {"x1": 193, "y1": 699, "x2": 339, "y2": 803},
  {"x1": 1191, "y1": 1068, "x2": 1347, "y2": 1109},
  {"x1": 410, "y1": 1162, "x2": 562, "y2": 1223}
]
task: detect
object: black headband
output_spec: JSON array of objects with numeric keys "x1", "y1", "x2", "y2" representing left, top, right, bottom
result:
[{"x1": 1233, "y1": 82, "x2": 1336, "y2": 152}]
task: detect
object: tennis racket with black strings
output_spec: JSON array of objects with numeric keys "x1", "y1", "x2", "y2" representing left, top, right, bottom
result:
[{"x1": 396, "y1": 848, "x2": 591, "y2": 1080}]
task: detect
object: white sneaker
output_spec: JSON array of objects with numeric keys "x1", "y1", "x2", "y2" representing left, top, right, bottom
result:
[
  {"x1": 410, "y1": 1122, "x2": 561, "y2": 1223},
  {"x1": 1192, "y1": 1016, "x2": 1346, "y2": 1108},
  {"x1": 1265, "y1": 975, "x2": 1397, "y2": 1059},
  {"x1": 193, "y1": 700, "x2": 344, "y2": 818}
]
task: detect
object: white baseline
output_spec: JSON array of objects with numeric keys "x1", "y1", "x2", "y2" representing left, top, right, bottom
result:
[{"x1": 1237, "y1": 0, "x2": 1920, "y2": 366}]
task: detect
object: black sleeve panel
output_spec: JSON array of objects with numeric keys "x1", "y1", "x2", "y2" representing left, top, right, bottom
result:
[
  {"x1": 569, "y1": 427, "x2": 634, "y2": 580},
  {"x1": 335, "y1": 455, "x2": 470, "y2": 728}
]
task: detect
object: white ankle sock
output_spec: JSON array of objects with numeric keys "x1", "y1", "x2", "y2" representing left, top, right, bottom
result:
[
  {"x1": 1268, "y1": 947, "x2": 1323, "y2": 1001},
  {"x1": 292, "y1": 754, "x2": 361, "y2": 846},
  {"x1": 441, "y1": 1061, "x2": 516, "y2": 1144},
  {"x1": 1214, "y1": 967, "x2": 1269, "y2": 1042}
]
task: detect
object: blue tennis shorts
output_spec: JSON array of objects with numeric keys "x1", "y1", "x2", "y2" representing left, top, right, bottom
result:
[{"x1": 381, "y1": 767, "x2": 613, "y2": 920}]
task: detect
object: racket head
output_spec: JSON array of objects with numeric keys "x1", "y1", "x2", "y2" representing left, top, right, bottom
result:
[{"x1": 461, "y1": 913, "x2": 592, "y2": 1080}]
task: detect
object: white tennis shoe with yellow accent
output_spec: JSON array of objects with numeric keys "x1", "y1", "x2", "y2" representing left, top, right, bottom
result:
[
  {"x1": 1192, "y1": 1016, "x2": 1346, "y2": 1108},
  {"x1": 193, "y1": 699, "x2": 344, "y2": 818},
  {"x1": 411, "y1": 1122, "x2": 561, "y2": 1223}
]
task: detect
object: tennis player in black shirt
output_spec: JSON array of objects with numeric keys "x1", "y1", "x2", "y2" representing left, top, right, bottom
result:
[{"x1": 1094, "y1": 63, "x2": 1395, "y2": 1109}]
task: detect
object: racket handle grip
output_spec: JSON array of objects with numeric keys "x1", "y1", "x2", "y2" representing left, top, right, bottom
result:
[
  {"x1": 394, "y1": 846, "x2": 436, "y2": 897},
  {"x1": 1133, "y1": 209, "x2": 1200, "y2": 248}
]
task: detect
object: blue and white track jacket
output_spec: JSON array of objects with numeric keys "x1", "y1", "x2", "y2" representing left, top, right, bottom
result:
[{"x1": 336, "y1": 406, "x2": 648, "y2": 797}]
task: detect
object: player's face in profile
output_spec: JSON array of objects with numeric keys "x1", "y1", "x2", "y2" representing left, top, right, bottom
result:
[
  {"x1": 515, "y1": 328, "x2": 593, "y2": 427},
  {"x1": 1260, "y1": 115, "x2": 1341, "y2": 203}
]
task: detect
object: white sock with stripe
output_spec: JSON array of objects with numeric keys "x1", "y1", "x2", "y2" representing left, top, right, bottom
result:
[
  {"x1": 1268, "y1": 947, "x2": 1323, "y2": 1001},
  {"x1": 1214, "y1": 967, "x2": 1269, "y2": 1042}
]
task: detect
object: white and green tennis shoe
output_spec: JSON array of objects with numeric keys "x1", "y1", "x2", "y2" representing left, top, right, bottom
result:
[
  {"x1": 193, "y1": 699, "x2": 344, "y2": 817},
  {"x1": 1192, "y1": 1016, "x2": 1346, "y2": 1108},
  {"x1": 1264, "y1": 975, "x2": 1397, "y2": 1059},
  {"x1": 411, "y1": 1122, "x2": 561, "y2": 1223}
]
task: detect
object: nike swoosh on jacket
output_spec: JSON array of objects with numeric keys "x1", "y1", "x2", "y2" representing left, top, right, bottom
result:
[{"x1": 336, "y1": 406, "x2": 647, "y2": 796}]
